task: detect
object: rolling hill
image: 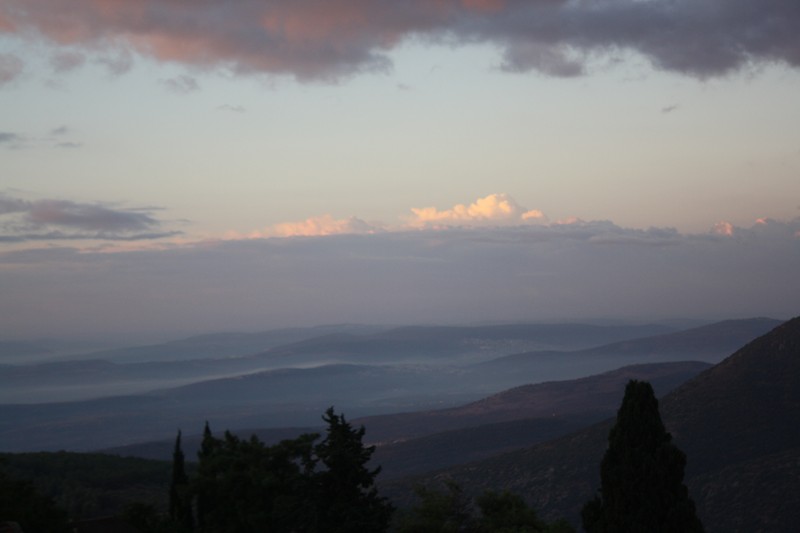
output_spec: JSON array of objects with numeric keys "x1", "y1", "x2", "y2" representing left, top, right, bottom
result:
[{"x1": 387, "y1": 316, "x2": 800, "y2": 532}]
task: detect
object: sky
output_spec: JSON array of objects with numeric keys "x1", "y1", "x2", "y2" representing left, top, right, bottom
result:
[{"x1": 1, "y1": 0, "x2": 799, "y2": 342}]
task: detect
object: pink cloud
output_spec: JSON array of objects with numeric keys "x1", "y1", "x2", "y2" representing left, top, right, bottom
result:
[
  {"x1": 231, "y1": 215, "x2": 381, "y2": 239},
  {"x1": 227, "y1": 194, "x2": 546, "y2": 240},
  {"x1": 2, "y1": 1, "x2": 799, "y2": 81},
  {"x1": 711, "y1": 221, "x2": 735, "y2": 237},
  {"x1": 0, "y1": 53, "x2": 23, "y2": 85}
]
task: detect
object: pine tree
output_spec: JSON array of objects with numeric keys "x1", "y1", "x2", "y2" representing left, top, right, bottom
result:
[
  {"x1": 314, "y1": 406, "x2": 394, "y2": 533},
  {"x1": 169, "y1": 430, "x2": 193, "y2": 532},
  {"x1": 582, "y1": 380, "x2": 704, "y2": 533}
]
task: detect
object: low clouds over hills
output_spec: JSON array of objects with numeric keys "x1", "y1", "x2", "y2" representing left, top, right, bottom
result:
[{"x1": 2, "y1": 193, "x2": 797, "y2": 339}]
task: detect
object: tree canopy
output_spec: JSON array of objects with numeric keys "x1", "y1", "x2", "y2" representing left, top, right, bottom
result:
[
  {"x1": 582, "y1": 380, "x2": 704, "y2": 533},
  {"x1": 395, "y1": 480, "x2": 575, "y2": 533},
  {"x1": 0, "y1": 458, "x2": 71, "y2": 533},
  {"x1": 192, "y1": 407, "x2": 392, "y2": 533}
]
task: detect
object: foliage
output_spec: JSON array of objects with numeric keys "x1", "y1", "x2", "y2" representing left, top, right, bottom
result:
[
  {"x1": 0, "y1": 452, "x2": 171, "y2": 520},
  {"x1": 315, "y1": 407, "x2": 394, "y2": 532},
  {"x1": 193, "y1": 407, "x2": 392, "y2": 532},
  {"x1": 582, "y1": 380, "x2": 704, "y2": 533},
  {"x1": 122, "y1": 501, "x2": 171, "y2": 533},
  {"x1": 169, "y1": 431, "x2": 193, "y2": 532},
  {"x1": 394, "y1": 480, "x2": 575, "y2": 533},
  {"x1": 394, "y1": 480, "x2": 474, "y2": 532},
  {"x1": 0, "y1": 458, "x2": 71, "y2": 533}
]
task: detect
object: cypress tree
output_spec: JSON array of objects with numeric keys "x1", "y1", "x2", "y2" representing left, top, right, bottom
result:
[
  {"x1": 195, "y1": 421, "x2": 218, "y2": 531},
  {"x1": 582, "y1": 380, "x2": 704, "y2": 533},
  {"x1": 169, "y1": 430, "x2": 194, "y2": 531}
]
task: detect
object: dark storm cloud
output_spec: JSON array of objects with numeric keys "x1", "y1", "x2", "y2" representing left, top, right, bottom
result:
[
  {"x1": 1, "y1": 1, "x2": 798, "y2": 81},
  {"x1": 0, "y1": 194, "x2": 178, "y2": 241}
]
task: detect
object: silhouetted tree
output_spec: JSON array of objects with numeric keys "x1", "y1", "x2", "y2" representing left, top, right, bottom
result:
[
  {"x1": 169, "y1": 430, "x2": 193, "y2": 532},
  {"x1": 314, "y1": 406, "x2": 394, "y2": 532},
  {"x1": 192, "y1": 409, "x2": 393, "y2": 532},
  {"x1": 582, "y1": 380, "x2": 704, "y2": 533}
]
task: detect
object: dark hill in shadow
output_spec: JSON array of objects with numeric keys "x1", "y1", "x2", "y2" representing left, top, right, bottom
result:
[{"x1": 386, "y1": 317, "x2": 800, "y2": 533}]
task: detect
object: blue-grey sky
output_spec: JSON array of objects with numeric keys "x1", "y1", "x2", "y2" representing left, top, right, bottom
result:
[{"x1": 1, "y1": 1, "x2": 799, "y2": 340}]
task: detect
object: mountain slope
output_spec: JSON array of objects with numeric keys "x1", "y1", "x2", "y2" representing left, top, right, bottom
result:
[
  {"x1": 356, "y1": 361, "x2": 710, "y2": 445},
  {"x1": 389, "y1": 317, "x2": 800, "y2": 532}
]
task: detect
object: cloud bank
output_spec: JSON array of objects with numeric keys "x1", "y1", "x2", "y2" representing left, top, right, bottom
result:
[
  {"x1": 2, "y1": 214, "x2": 798, "y2": 340},
  {"x1": 2, "y1": 1, "x2": 799, "y2": 81},
  {"x1": 0, "y1": 194, "x2": 180, "y2": 242},
  {"x1": 232, "y1": 194, "x2": 543, "y2": 239}
]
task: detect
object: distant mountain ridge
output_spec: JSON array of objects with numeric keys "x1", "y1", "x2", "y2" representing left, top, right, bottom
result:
[
  {"x1": 98, "y1": 361, "x2": 709, "y2": 463},
  {"x1": 251, "y1": 323, "x2": 676, "y2": 366},
  {"x1": 0, "y1": 318, "x2": 778, "y2": 451},
  {"x1": 0, "y1": 321, "x2": 675, "y2": 403},
  {"x1": 355, "y1": 361, "x2": 710, "y2": 445},
  {"x1": 480, "y1": 317, "x2": 782, "y2": 371}
]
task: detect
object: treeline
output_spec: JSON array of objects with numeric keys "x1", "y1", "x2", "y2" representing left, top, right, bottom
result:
[
  {"x1": 1, "y1": 382, "x2": 704, "y2": 532},
  {"x1": 164, "y1": 407, "x2": 392, "y2": 533}
]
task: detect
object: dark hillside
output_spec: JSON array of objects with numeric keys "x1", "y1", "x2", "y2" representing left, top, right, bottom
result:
[
  {"x1": 389, "y1": 317, "x2": 800, "y2": 532},
  {"x1": 0, "y1": 452, "x2": 171, "y2": 520}
]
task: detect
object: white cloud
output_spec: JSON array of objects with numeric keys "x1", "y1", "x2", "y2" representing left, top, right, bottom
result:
[
  {"x1": 408, "y1": 193, "x2": 547, "y2": 228},
  {"x1": 711, "y1": 221, "x2": 735, "y2": 237},
  {"x1": 225, "y1": 194, "x2": 545, "y2": 241},
  {"x1": 233, "y1": 215, "x2": 382, "y2": 239}
]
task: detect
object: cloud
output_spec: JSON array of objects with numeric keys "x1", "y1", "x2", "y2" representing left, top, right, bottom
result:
[
  {"x1": 0, "y1": 132, "x2": 20, "y2": 144},
  {"x1": 50, "y1": 125, "x2": 69, "y2": 136},
  {"x1": 225, "y1": 194, "x2": 546, "y2": 241},
  {"x1": 162, "y1": 74, "x2": 200, "y2": 94},
  {"x1": 218, "y1": 104, "x2": 246, "y2": 113},
  {"x1": 50, "y1": 50, "x2": 86, "y2": 73},
  {"x1": 408, "y1": 193, "x2": 547, "y2": 228},
  {"x1": 1, "y1": 1, "x2": 799, "y2": 81},
  {"x1": 711, "y1": 221, "x2": 735, "y2": 237},
  {"x1": 96, "y1": 50, "x2": 133, "y2": 76},
  {"x1": 0, "y1": 194, "x2": 178, "y2": 242},
  {"x1": 240, "y1": 215, "x2": 382, "y2": 239},
  {"x1": 0, "y1": 53, "x2": 22, "y2": 85},
  {"x1": 3, "y1": 216, "x2": 798, "y2": 340},
  {"x1": 54, "y1": 141, "x2": 82, "y2": 149}
]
